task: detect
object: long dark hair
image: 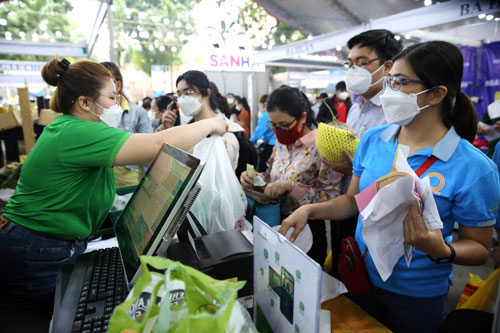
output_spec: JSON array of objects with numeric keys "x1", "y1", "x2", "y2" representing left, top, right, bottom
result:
[
  {"x1": 176, "y1": 70, "x2": 218, "y2": 111},
  {"x1": 236, "y1": 96, "x2": 251, "y2": 114},
  {"x1": 210, "y1": 81, "x2": 231, "y2": 118},
  {"x1": 393, "y1": 41, "x2": 477, "y2": 142},
  {"x1": 266, "y1": 86, "x2": 317, "y2": 129}
]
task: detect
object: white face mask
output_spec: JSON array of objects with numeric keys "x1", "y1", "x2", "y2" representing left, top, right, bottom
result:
[
  {"x1": 235, "y1": 105, "x2": 241, "y2": 111},
  {"x1": 380, "y1": 88, "x2": 432, "y2": 126},
  {"x1": 337, "y1": 91, "x2": 349, "y2": 101},
  {"x1": 226, "y1": 97, "x2": 234, "y2": 105},
  {"x1": 345, "y1": 63, "x2": 384, "y2": 95},
  {"x1": 90, "y1": 103, "x2": 123, "y2": 128},
  {"x1": 177, "y1": 95, "x2": 202, "y2": 117},
  {"x1": 147, "y1": 110, "x2": 156, "y2": 121}
]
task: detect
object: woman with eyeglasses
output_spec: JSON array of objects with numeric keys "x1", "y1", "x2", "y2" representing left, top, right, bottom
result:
[
  {"x1": 0, "y1": 57, "x2": 226, "y2": 315},
  {"x1": 240, "y1": 85, "x2": 344, "y2": 265},
  {"x1": 166, "y1": 70, "x2": 245, "y2": 172},
  {"x1": 279, "y1": 41, "x2": 499, "y2": 332}
]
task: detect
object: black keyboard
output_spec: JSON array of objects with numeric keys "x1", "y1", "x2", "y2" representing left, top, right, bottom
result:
[{"x1": 54, "y1": 247, "x2": 129, "y2": 333}]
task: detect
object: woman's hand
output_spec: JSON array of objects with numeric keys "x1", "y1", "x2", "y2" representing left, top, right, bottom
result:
[
  {"x1": 208, "y1": 117, "x2": 228, "y2": 136},
  {"x1": 264, "y1": 180, "x2": 294, "y2": 199},
  {"x1": 240, "y1": 171, "x2": 253, "y2": 188},
  {"x1": 279, "y1": 205, "x2": 310, "y2": 242},
  {"x1": 161, "y1": 102, "x2": 177, "y2": 129},
  {"x1": 322, "y1": 150, "x2": 353, "y2": 176},
  {"x1": 477, "y1": 122, "x2": 488, "y2": 135},
  {"x1": 403, "y1": 201, "x2": 451, "y2": 258}
]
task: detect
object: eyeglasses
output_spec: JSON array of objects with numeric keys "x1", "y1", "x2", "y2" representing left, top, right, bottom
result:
[
  {"x1": 342, "y1": 57, "x2": 382, "y2": 70},
  {"x1": 176, "y1": 87, "x2": 199, "y2": 97},
  {"x1": 100, "y1": 93, "x2": 120, "y2": 105},
  {"x1": 383, "y1": 76, "x2": 428, "y2": 91},
  {"x1": 266, "y1": 119, "x2": 297, "y2": 131}
]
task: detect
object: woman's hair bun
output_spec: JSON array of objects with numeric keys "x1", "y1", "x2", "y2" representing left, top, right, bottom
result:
[{"x1": 41, "y1": 57, "x2": 61, "y2": 86}]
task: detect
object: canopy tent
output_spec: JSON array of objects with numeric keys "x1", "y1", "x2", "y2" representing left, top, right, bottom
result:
[
  {"x1": 0, "y1": 0, "x2": 111, "y2": 58},
  {"x1": 254, "y1": 0, "x2": 500, "y2": 66}
]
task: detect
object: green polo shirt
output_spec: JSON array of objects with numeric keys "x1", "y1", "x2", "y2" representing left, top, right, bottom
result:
[{"x1": 3, "y1": 115, "x2": 131, "y2": 240}]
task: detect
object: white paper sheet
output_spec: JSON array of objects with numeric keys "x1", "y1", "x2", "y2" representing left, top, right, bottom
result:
[
  {"x1": 320, "y1": 271, "x2": 347, "y2": 303},
  {"x1": 84, "y1": 237, "x2": 118, "y2": 253},
  {"x1": 360, "y1": 176, "x2": 415, "y2": 281},
  {"x1": 357, "y1": 147, "x2": 443, "y2": 281},
  {"x1": 272, "y1": 224, "x2": 313, "y2": 253}
]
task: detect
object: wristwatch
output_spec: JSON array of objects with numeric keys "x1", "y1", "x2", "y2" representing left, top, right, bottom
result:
[{"x1": 427, "y1": 242, "x2": 456, "y2": 264}]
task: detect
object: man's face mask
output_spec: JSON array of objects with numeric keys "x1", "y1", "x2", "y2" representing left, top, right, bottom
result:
[{"x1": 345, "y1": 63, "x2": 384, "y2": 95}]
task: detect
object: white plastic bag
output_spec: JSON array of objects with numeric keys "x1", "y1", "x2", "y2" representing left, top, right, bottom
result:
[{"x1": 191, "y1": 136, "x2": 247, "y2": 233}]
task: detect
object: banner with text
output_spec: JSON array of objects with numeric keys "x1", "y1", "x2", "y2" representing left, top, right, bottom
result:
[
  {"x1": 460, "y1": 46, "x2": 478, "y2": 99},
  {"x1": 477, "y1": 42, "x2": 500, "y2": 120}
]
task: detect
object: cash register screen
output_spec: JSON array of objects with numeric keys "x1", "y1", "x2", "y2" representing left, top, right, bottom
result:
[{"x1": 114, "y1": 143, "x2": 202, "y2": 283}]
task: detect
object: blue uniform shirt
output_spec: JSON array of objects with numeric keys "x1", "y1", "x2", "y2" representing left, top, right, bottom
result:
[
  {"x1": 492, "y1": 143, "x2": 500, "y2": 231},
  {"x1": 353, "y1": 124, "x2": 499, "y2": 297},
  {"x1": 249, "y1": 111, "x2": 276, "y2": 146}
]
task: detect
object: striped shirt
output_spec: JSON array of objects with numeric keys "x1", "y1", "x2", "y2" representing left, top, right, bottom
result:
[{"x1": 346, "y1": 88, "x2": 387, "y2": 138}]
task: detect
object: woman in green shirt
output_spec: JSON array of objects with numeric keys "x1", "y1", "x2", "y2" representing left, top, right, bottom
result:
[{"x1": 0, "y1": 57, "x2": 226, "y2": 312}]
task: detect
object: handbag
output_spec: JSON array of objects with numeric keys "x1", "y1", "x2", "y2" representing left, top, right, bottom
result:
[
  {"x1": 338, "y1": 155, "x2": 438, "y2": 296},
  {"x1": 338, "y1": 236, "x2": 370, "y2": 296},
  {"x1": 244, "y1": 187, "x2": 282, "y2": 227}
]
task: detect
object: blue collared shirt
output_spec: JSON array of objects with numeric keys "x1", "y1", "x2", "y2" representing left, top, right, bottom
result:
[
  {"x1": 249, "y1": 111, "x2": 276, "y2": 146},
  {"x1": 346, "y1": 89, "x2": 387, "y2": 138},
  {"x1": 353, "y1": 124, "x2": 499, "y2": 297}
]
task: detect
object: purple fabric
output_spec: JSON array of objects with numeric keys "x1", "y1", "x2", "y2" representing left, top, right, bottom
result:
[
  {"x1": 477, "y1": 42, "x2": 500, "y2": 120},
  {"x1": 459, "y1": 46, "x2": 478, "y2": 99}
]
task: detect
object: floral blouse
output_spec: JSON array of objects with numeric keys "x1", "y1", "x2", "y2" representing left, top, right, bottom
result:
[{"x1": 259, "y1": 129, "x2": 343, "y2": 214}]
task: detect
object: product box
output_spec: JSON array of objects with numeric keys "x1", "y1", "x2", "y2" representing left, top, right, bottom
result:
[
  {"x1": 38, "y1": 109, "x2": 62, "y2": 126},
  {"x1": 0, "y1": 109, "x2": 38, "y2": 131}
]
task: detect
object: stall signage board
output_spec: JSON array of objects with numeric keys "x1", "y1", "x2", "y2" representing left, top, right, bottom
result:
[
  {"x1": 205, "y1": 49, "x2": 265, "y2": 72},
  {"x1": 253, "y1": 216, "x2": 321, "y2": 333}
]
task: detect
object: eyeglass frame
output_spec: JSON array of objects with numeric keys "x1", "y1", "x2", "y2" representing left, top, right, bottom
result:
[
  {"x1": 266, "y1": 118, "x2": 298, "y2": 131},
  {"x1": 383, "y1": 76, "x2": 428, "y2": 91},
  {"x1": 176, "y1": 87, "x2": 199, "y2": 97},
  {"x1": 342, "y1": 57, "x2": 383, "y2": 70}
]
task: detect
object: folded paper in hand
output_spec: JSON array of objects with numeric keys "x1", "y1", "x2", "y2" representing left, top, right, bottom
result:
[{"x1": 354, "y1": 146, "x2": 443, "y2": 281}]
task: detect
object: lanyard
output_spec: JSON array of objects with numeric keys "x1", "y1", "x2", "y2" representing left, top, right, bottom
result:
[{"x1": 415, "y1": 156, "x2": 438, "y2": 177}]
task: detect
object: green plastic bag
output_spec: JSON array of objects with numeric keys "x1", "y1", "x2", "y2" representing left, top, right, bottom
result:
[{"x1": 108, "y1": 256, "x2": 255, "y2": 333}]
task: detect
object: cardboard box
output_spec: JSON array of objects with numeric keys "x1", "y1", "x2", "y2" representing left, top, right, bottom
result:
[
  {"x1": 0, "y1": 109, "x2": 38, "y2": 131},
  {"x1": 38, "y1": 109, "x2": 62, "y2": 126}
]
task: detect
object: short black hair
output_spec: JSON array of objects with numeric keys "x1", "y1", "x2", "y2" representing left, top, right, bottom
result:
[
  {"x1": 347, "y1": 29, "x2": 402, "y2": 62},
  {"x1": 142, "y1": 96, "x2": 152, "y2": 103},
  {"x1": 155, "y1": 95, "x2": 174, "y2": 112},
  {"x1": 335, "y1": 81, "x2": 346, "y2": 91},
  {"x1": 318, "y1": 92, "x2": 328, "y2": 99}
]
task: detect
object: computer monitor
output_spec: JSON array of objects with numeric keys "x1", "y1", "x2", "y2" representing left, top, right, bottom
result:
[{"x1": 114, "y1": 143, "x2": 205, "y2": 284}]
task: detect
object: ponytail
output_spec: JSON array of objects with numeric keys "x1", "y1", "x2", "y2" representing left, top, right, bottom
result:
[{"x1": 449, "y1": 92, "x2": 477, "y2": 143}]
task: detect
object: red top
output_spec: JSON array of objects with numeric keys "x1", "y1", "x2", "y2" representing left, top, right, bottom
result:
[{"x1": 334, "y1": 96, "x2": 348, "y2": 123}]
